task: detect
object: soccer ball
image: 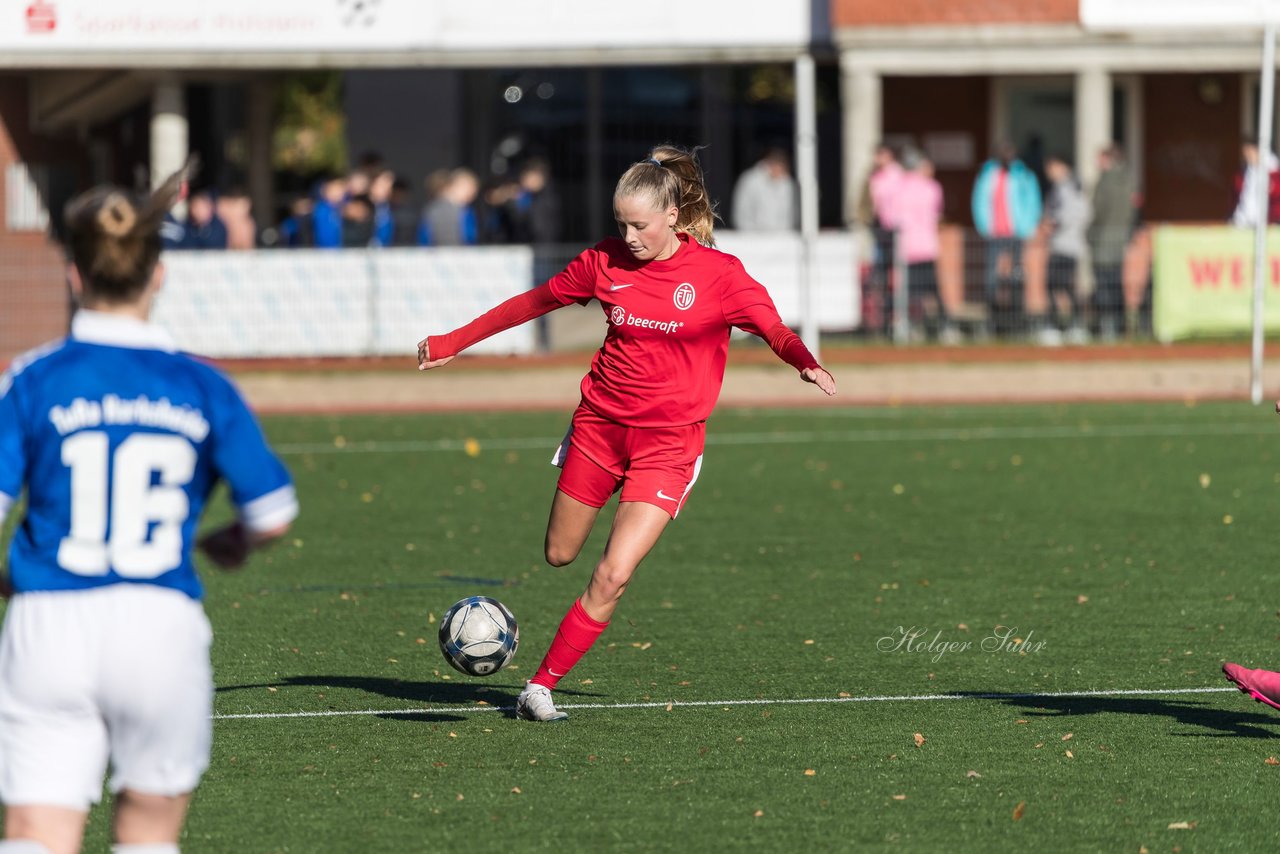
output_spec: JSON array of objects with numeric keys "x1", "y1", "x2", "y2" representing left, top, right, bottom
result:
[{"x1": 438, "y1": 596, "x2": 519, "y2": 677}]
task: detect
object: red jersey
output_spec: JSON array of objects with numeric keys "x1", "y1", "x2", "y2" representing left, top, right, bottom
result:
[{"x1": 428, "y1": 234, "x2": 819, "y2": 427}]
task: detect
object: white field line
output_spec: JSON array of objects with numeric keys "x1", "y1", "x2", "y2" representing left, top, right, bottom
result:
[
  {"x1": 214, "y1": 685, "x2": 1237, "y2": 721},
  {"x1": 275, "y1": 422, "x2": 1275, "y2": 456}
]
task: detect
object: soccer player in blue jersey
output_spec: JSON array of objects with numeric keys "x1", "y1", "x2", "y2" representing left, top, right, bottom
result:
[{"x1": 0, "y1": 172, "x2": 298, "y2": 854}]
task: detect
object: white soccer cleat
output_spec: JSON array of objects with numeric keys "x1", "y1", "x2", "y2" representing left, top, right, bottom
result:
[{"x1": 516, "y1": 682, "x2": 568, "y2": 722}]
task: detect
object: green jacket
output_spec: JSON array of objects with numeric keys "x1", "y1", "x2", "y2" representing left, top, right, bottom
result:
[{"x1": 1087, "y1": 164, "x2": 1137, "y2": 266}]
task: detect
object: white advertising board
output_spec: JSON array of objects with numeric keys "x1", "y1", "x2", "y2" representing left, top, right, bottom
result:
[
  {"x1": 716, "y1": 232, "x2": 861, "y2": 332},
  {"x1": 153, "y1": 247, "x2": 536, "y2": 359},
  {"x1": 3, "y1": 0, "x2": 809, "y2": 55},
  {"x1": 1081, "y1": 0, "x2": 1280, "y2": 29}
]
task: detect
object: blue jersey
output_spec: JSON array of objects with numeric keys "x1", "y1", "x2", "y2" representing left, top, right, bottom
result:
[{"x1": 0, "y1": 311, "x2": 297, "y2": 600}]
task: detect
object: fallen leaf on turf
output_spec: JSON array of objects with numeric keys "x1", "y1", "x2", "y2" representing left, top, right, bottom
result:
[
  {"x1": 753, "y1": 810, "x2": 764, "y2": 818},
  {"x1": 1076, "y1": 595, "x2": 1089, "y2": 604},
  {"x1": 1013, "y1": 801, "x2": 1026, "y2": 821},
  {"x1": 913, "y1": 733, "x2": 926, "y2": 747},
  {"x1": 411, "y1": 792, "x2": 421, "y2": 799},
  {"x1": 511, "y1": 787, "x2": 522, "y2": 794},
  {"x1": 580, "y1": 679, "x2": 593, "y2": 685},
  {"x1": 892, "y1": 794, "x2": 907, "y2": 801},
  {"x1": 1266, "y1": 756, "x2": 1280, "y2": 766},
  {"x1": 804, "y1": 639, "x2": 815, "y2": 645},
  {"x1": 1061, "y1": 732, "x2": 1074, "y2": 741},
  {"x1": 665, "y1": 702, "x2": 673, "y2": 712},
  {"x1": 448, "y1": 732, "x2": 457, "y2": 738},
  {"x1": 804, "y1": 769, "x2": 816, "y2": 776},
  {"x1": 838, "y1": 691, "x2": 851, "y2": 698},
  {"x1": 267, "y1": 686, "x2": 277, "y2": 693},
  {"x1": 1065, "y1": 750, "x2": 1074, "y2": 759},
  {"x1": 432, "y1": 762, "x2": 446, "y2": 768},
  {"x1": 1167, "y1": 821, "x2": 1196, "y2": 830},
  {"x1": 957, "y1": 623, "x2": 969, "y2": 631},
  {"x1": 1015, "y1": 719, "x2": 1028, "y2": 724},
  {"x1": 456, "y1": 793, "x2": 464, "y2": 801},
  {"x1": 1035, "y1": 743, "x2": 1044, "y2": 749},
  {"x1": 1199, "y1": 473, "x2": 1211, "y2": 488},
  {"x1": 966, "y1": 770, "x2": 982, "y2": 779}
]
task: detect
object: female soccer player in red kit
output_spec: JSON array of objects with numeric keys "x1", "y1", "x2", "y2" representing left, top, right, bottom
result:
[{"x1": 418, "y1": 145, "x2": 836, "y2": 721}]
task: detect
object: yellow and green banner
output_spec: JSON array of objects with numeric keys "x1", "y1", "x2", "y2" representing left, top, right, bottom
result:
[{"x1": 1154, "y1": 225, "x2": 1280, "y2": 341}]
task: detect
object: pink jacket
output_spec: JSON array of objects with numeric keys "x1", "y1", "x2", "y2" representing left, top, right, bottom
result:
[
  {"x1": 893, "y1": 172, "x2": 943, "y2": 264},
  {"x1": 868, "y1": 162, "x2": 905, "y2": 229}
]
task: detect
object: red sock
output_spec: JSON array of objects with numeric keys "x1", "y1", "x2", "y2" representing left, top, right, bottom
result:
[{"x1": 530, "y1": 599, "x2": 609, "y2": 690}]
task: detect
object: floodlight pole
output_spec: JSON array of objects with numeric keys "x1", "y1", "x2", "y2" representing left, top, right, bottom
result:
[
  {"x1": 1251, "y1": 19, "x2": 1276, "y2": 405},
  {"x1": 795, "y1": 52, "x2": 821, "y2": 362}
]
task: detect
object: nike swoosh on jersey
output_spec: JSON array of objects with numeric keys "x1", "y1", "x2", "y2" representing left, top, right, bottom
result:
[
  {"x1": 655, "y1": 490, "x2": 680, "y2": 502},
  {"x1": 610, "y1": 283, "x2": 634, "y2": 291}
]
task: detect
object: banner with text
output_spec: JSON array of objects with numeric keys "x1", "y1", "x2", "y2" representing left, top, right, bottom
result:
[{"x1": 1153, "y1": 225, "x2": 1280, "y2": 342}]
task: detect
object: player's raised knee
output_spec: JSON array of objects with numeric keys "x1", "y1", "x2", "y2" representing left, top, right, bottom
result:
[{"x1": 544, "y1": 543, "x2": 579, "y2": 567}]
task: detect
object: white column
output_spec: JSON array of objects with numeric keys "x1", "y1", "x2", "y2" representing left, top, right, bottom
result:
[
  {"x1": 150, "y1": 79, "x2": 188, "y2": 216},
  {"x1": 1075, "y1": 66, "x2": 1112, "y2": 191},
  {"x1": 840, "y1": 62, "x2": 881, "y2": 227},
  {"x1": 795, "y1": 53, "x2": 820, "y2": 359}
]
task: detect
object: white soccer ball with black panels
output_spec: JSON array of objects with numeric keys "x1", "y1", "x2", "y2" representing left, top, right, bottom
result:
[{"x1": 438, "y1": 596, "x2": 519, "y2": 676}]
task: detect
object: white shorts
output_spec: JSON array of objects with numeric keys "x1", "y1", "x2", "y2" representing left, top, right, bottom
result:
[{"x1": 0, "y1": 585, "x2": 213, "y2": 810}]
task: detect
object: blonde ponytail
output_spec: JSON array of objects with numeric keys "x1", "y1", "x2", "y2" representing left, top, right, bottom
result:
[{"x1": 614, "y1": 144, "x2": 718, "y2": 246}]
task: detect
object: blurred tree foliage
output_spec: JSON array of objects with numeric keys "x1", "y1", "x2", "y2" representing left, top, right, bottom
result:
[{"x1": 273, "y1": 72, "x2": 347, "y2": 175}]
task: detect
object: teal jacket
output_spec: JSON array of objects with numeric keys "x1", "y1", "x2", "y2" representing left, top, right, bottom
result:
[{"x1": 971, "y1": 160, "x2": 1042, "y2": 239}]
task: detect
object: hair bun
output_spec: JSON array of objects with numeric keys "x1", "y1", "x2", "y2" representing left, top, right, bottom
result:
[{"x1": 96, "y1": 194, "x2": 137, "y2": 238}]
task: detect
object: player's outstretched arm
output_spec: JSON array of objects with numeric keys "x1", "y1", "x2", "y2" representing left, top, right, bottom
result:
[
  {"x1": 802, "y1": 366, "x2": 836, "y2": 396},
  {"x1": 198, "y1": 520, "x2": 291, "y2": 571},
  {"x1": 417, "y1": 283, "x2": 569, "y2": 371}
]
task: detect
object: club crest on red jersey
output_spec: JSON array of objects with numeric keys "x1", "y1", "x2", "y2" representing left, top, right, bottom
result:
[
  {"x1": 673, "y1": 283, "x2": 696, "y2": 311},
  {"x1": 610, "y1": 306, "x2": 627, "y2": 325}
]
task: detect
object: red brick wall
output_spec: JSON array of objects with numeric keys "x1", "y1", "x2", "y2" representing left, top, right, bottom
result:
[
  {"x1": 1142, "y1": 73, "x2": 1242, "y2": 222},
  {"x1": 0, "y1": 76, "x2": 77, "y2": 361},
  {"x1": 882, "y1": 76, "x2": 990, "y2": 226},
  {"x1": 833, "y1": 0, "x2": 1078, "y2": 26}
]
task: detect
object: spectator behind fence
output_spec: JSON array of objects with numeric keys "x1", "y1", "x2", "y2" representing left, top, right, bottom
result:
[
  {"x1": 1232, "y1": 138, "x2": 1280, "y2": 228},
  {"x1": 174, "y1": 189, "x2": 228, "y2": 250},
  {"x1": 368, "y1": 169, "x2": 396, "y2": 247},
  {"x1": 419, "y1": 168, "x2": 479, "y2": 247},
  {"x1": 390, "y1": 178, "x2": 417, "y2": 246},
  {"x1": 279, "y1": 196, "x2": 315, "y2": 248},
  {"x1": 312, "y1": 175, "x2": 347, "y2": 249},
  {"x1": 971, "y1": 141, "x2": 1041, "y2": 335},
  {"x1": 1041, "y1": 155, "x2": 1090, "y2": 345},
  {"x1": 1087, "y1": 144, "x2": 1138, "y2": 341},
  {"x1": 217, "y1": 187, "x2": 256, "y2": 250},
  {"x1": 341, "y1": 195, "x2": 375, "y2": 248},
  {"x1": 509, "y1": 158, "x2": 563, "y2": 245},
  {"x1": 894, "y1": 149, "x2": 953, "y2": 341},
  {"x1": 479, "y1": 176, "x2": 520, "y2": 244},
  {"x1": 862, "y1": 142, "x2": 904, "y2": 334},
  {"x1": 731, "y1": 147, "x2": 797, "y2": 232}
]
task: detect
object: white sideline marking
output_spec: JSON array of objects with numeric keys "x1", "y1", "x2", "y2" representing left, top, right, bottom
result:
[
  {"x1": 214, "y1": 685, "x2": 1237, "y2": 721},
  {"x1": 275, "y1": 422, "x2": 1274, "y2": 456}
]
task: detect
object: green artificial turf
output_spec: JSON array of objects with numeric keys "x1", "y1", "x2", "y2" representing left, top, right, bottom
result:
[{"x1": 7, "y1": 401, "x2": 1280, "y2": 851}]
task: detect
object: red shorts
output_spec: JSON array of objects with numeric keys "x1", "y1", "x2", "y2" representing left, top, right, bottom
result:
[{"x1": 551, "y1": 405, "x2": 705, "y2": 518}]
